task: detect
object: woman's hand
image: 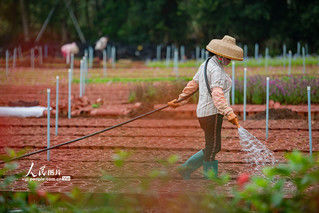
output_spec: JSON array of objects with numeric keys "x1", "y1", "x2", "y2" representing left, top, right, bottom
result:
[
  {"x1": 167, "y1": 99, "x2": 182, "y2": 108},
  {"x1": 227, "y1": 112, "x2": 240, "y2": 128}
]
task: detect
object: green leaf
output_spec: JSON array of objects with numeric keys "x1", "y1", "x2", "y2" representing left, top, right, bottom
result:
[
  {"x1": 264, "y1": 166, "x2": 291, "y2": 177},
  {"x1": 46, "y1": 193, "x2": 60, "y2": 204},
  {"x1": 149, "y1": 169, "x2": 167, "y2": 179},
  {"x1": 271, "y1": 192, "x2": 283, "y2": 207},
  {"x1": 6, "y1": 148, "x2": 16, "y2": 158},
  {"x1": 253, "y1": 177, "x2": 268, "y2": 188},
  {"x1": 92, "y1": 103, "x2": 101, "y2": 108},
  {"x1": 167, "y1": 155, "x2": 179, "y2": 164},
  {"x1": 70, "y1": 187, "x2": 81, "y2": 200},
  {"x1": 28, "y1": 181, "x2": 38, "y2": 193},
  {"x1": 4, "y1": 162, "x2": 18, "y2": 171}
]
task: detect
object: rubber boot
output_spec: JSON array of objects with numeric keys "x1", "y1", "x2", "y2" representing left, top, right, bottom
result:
[
  {"x1": 203, "y1": 160, "x2": 218, "y2": 179},
  {"x1": 177, "y1": 150, "x2": 204, "y2": 179}
]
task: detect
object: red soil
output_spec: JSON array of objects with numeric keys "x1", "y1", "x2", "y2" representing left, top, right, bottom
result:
[
  {"x1": 0, "y1": 117, "x2": 317, "y2": 193},
  {"x1": 0, "y1": 66, "x2": 317, "y2": 194}
]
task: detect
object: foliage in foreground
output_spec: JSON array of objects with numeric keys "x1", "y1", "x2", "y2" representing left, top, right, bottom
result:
[
  {"x1": 1, "y1": 150, "x2": 318, "y2": 212},
  {"x1": 127, "y1": 75, "x2": 318, "y2": 105}
]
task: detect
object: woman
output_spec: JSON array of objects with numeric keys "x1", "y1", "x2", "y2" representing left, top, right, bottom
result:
[{"x1": 167, "y1": 35, "x2": 242, "y2": 179}]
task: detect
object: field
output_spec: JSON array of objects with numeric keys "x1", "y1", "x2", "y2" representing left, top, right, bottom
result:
[{"x1": 0, "y1": 60, "x2": 318, "y2": 195}]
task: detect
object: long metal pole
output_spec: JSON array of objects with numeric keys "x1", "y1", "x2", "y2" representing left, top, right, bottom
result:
[
  {"x1": 232, "y1": 61, "x2": 235, "y2": 105},
  {"x1": 111, "y1": 46, "x2": 116, "y2": 69},
  {"x1": 243, "y1": 68, "x2": 247, "y2": 121},
  {"x1": 180, "y1": 45, "x2": 185, "y2": 62},
  {"x1": 103, "y1": 49, "x2": 107, "y2": 77},
  {"x1": 195, "y1": 46, "x2": 199, "y2": 61},
  {"x1": 297, "y1": 42, "x2": 300, "y2": 57},
  {"x1": 156, "y1": 45, "x2": 161, "y2": 61},
  {"x1": 89, "y1": 46, "x2": 93, "y2": 68},
  {"x1": 288, "y1": 50, "x2": 292, "y2": 75},
  {"x1": 174, "y1": 49, "x2": 179, "y2": 77},
  {"x1": 68, "y1": 69, "x2": 71, "y2": 119},
  {"x1": 244, "y1": 45, "x2": 248, "y2": 59},
  {"x1": 201, "y1": 49, "x2": 204, "y2": 61},
  {"x1": 266, "y1": 77, "x2": 269, "y2": 139},
  {"x1": 83, "y1": 57, "x2": 87, "y2": 95},
  {"x1": 80, "y1": 59, "x2": 83, "y2": 97},
  {"x1": 307, "y1": 86, "x2": 312, "y2": 156},
  {"x1": 47, "y1": 88, "x2": 51, "y2": 161},
  {"x1": 55, "y1": 76, "x2": 59, "y2": 136},
  {"x1": 265, "y1": 47, "x2": 269, "y2": 73},
  {"x1": 244, "y1": 45, "x2": 248, "y2": 68},
  {"x1": 5, "y1": 50, "x2": 9, "y2": 76},
  {"x1": 302, "y1": 47, "x2": 305, "y2": 74},
  {"x1": 255, "y1": 43, "x2": 258, "y2": 60},
  {"x1": 166, "y1": 46, "x2": 171, "y2": 66},
  {"x1": 70, "y1": 53, "x2": 74, "y2": 76},
  {"x1": 283, "y1": 44, "x2": 286, "y2": 68}
]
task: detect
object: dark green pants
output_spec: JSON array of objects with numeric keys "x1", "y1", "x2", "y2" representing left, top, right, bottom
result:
[{"x1": 198, "y1": 114, "x2": 224, "y2": 161}]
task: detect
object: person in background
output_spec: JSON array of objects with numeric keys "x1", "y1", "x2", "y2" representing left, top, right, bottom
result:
[
  {"x1": 95, "y1": 36, "x2": 108, "y2": 61},
  {"x1": 61, "y1": 42, "x2": 79, "y2": 64},
  {"x1": 168, "y1": 35, "x2": 242, "y2": 179}
]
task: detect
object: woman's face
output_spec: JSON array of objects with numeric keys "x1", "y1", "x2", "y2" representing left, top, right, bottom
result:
[{"x1": 217, "y1": 56, "x2": 231, "y2": 66}]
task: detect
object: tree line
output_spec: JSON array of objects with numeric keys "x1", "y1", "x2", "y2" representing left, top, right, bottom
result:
[{"x1": 0, "y1": 0, "x2": 318, "y2": 55}]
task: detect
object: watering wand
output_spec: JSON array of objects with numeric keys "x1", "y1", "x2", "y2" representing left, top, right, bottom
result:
[{"x1": 0, "y1": 90, "x2": 198, "y2": 165}]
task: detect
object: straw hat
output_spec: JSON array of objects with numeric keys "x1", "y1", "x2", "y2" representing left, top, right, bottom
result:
[{"x1": 206, "y1": 35, "x2": 243, "y2": 61}]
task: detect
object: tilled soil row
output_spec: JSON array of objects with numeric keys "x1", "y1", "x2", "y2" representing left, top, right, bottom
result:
[
  {"x1": 1, "y1": 118, "x2": 318, "y2": 130},
  {"x1": 1, "y1": 116, "x2": 315, "y2": 194},
  {"x1": 0, "y1": 126, "x2": 317, "y2": 144},
  {"x1": 0, "y1": 84, "x2": 130, "y2": 106},
  {"x1": 0, "y1": 149, "x2": 287, "y2": 164},
  {"x1": 0, "y1": 134, "x2": 316, "y2": 152}
]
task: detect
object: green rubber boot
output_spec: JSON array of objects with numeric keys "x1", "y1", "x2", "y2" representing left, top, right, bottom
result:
[
  {"x1": 177, "y1": 150, "x2": 204, "y2": 179},
  {"x1": 203, "y1": 160, "x2": 218, "y2": 179}
]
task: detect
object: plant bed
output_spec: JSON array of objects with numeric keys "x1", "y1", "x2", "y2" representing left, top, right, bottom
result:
[{"x1": 248, "y1": 108, "x2": 302, "y2": 120}]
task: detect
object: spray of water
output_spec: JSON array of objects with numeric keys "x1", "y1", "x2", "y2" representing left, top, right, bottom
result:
[{"x1": 238, "y1": 127, "x2": 278, "y2": 175}]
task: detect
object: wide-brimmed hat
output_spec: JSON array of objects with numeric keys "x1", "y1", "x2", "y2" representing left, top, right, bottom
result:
[{"x1": 206, "y1": 35, "x2": 243, "y2": 61}]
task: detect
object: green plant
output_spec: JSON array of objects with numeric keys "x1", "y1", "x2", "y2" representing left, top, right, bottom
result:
[
  {"x1": 128, "y1": 91, "x2": 137, "y2": 103},
  {"x1": 128, "y1": 80, "x2": 200, "y2": 105},
  {"x1": 1, "y1": 149, "x2": 318, "y2": 212},
  {"x1": 128, "y1": 75, "x2": 318, "y2": 105},
  {"x1": 91, "y1": 103, "x2": 101, "y2": 108},
  {"x1": 230, "y1": 151, "x2": 319, "y2": 212}
]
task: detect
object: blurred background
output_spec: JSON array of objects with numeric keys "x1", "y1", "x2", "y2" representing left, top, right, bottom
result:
[{"x1": 0, "y1": 0, "x2": 318, "y2": 59}]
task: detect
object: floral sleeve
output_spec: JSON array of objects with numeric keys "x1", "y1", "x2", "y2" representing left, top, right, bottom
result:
[
  {"x1": 211, "y1": 87, "x2": 233, "y2": 116},
  {"x1": 178, "y1": 80, "x2": 199, "y2": 105}
]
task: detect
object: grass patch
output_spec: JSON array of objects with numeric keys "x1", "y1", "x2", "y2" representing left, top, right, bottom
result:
[
  {"x1": 73, "y1": 76, "x2": 193, "y2": 83},
  {"x1": 127, "y1": 80, "x2": 198, "y2": 104},
  {"x1": 147, "y1": 56, "x2": 319, "y2": 68}
]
